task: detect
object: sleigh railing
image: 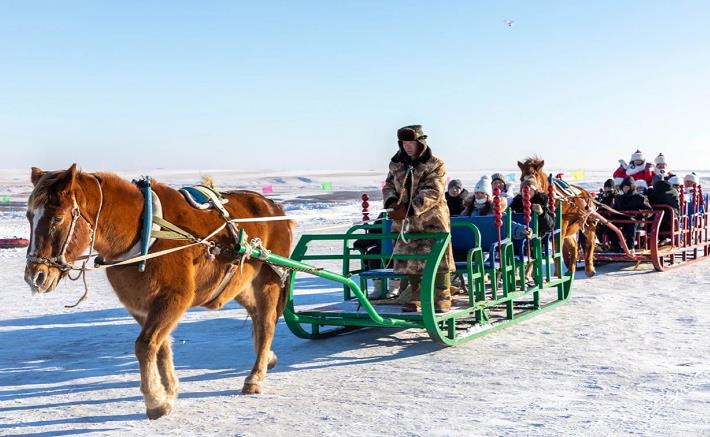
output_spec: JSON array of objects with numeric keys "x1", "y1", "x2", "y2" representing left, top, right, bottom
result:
[
  {"x1": 243, "y1": 205, "x2": 573, "y2": 346},
  {"x1": 594, "y1": 192, "x2": 710, "y2": 271}
]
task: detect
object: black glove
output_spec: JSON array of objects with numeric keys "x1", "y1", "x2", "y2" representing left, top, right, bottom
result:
[{"x1": 384, "y1": 197, "x2": 399, "y2": 209}]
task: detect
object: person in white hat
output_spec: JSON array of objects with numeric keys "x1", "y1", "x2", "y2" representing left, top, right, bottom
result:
[
  {"x1": 462, "y1": 176, "x2": 531, "y2": 238},
  {"x1": 635, "y1": 179, "x2": 648, "y2": 195},
  {"x1": 653, "y1": 153, "x2": 672, "y2": 180},
  {"x1": 613, "y1": 149, "x2": 654, "y2": 186},
  {"x1": 667, "y1": 175, "x2": 683, "y2": 190},
  {"x1": 684, "y1": 172, "x2": 700, "y2": 190},
  {"x1": 463, "y1": 175, "x2": 495, "y2": 216}
]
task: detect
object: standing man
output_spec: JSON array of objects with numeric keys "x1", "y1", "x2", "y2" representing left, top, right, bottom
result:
[{"x1": 382, "y1": 125, "x2": 455, "y2": 313}]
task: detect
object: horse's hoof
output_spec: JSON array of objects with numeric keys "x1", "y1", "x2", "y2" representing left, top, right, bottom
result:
[
  {"x1": 242, "y1": 382, "x2": 262, "y2": 395},
  {"x1": 146, "y1": 402, "x2": 173, "y2": 420},
  {"x1": 267, "y1": 351, "x2": 278, "y2": 370},
  {"x1": 585, "y1": 269, "x2": 596, "y2": 278}
]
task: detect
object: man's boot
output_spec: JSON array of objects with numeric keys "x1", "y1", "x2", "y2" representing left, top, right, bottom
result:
[
  {"x1": 401, "y1": 276, "x2": 421, "y2": 312},
  {"x1": 434, "y1": 272, "x2": 452, "y2": 313}
]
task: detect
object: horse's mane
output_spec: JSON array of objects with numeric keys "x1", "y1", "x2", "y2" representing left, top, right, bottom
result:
[
  {"x1": 29, "y1": 170, "x2": 69, "y2": 209},
  {"x1": 29, "y1": 169, "x2": 137, "y2": 210},
  {"x1": 520, "y1": 156, "x2": 545, "y2": 169}
]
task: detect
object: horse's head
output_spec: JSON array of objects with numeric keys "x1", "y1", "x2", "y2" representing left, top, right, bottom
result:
[
  {"x1": 517, "y1": 156, "x2": 547, "y2": 192},
  {"x1": 25, "y1": 164, "x2": 96, "y2": 293}
]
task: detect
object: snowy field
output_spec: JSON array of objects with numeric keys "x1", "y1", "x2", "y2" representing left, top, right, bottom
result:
[{"x1": 1, "y1": 169, "x2": 709, "y2": 436}]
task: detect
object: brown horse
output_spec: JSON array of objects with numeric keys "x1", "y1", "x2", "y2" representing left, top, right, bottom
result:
[
  {"x1": 517, "y1": 157, "x2": 598, "y2": 277},
  {"x1": 24, "y1": 164, "x2": 293, "y2": 419}
]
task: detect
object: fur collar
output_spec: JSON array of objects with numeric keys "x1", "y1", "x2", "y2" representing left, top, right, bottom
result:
[
  {"x1": 626, "y1": 162, "x2": 648, "y2": 176},
  {"x1": 391, "y1": 144, "x2": 433, "y2": 166}
]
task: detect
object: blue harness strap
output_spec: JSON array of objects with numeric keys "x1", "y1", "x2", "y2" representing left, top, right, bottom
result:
[{"x1": 135, "y1": 176, "x2": 153, "y2": 272}]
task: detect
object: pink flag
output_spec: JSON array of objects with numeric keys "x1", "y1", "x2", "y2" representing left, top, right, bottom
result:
[{"x1": 262, "y1": 185, "x2": 273, "y2": 194}]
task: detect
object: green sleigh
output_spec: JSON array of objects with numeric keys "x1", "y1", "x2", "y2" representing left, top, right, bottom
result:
[{"x1": 237, "y1": 204, "x2": 574, "y2": 346}]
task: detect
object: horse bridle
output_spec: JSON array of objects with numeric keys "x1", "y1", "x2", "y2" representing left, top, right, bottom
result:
[{"x1": 26, "y1": 175, "x2": 104, "y2": 273}]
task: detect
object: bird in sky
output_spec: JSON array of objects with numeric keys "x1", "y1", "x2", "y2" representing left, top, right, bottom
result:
[{"x1": 504, "y1": 19, "x2": 514, "y2": 27}]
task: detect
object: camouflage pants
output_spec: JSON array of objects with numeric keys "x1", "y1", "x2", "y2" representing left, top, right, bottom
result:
[{"x1": 407, "y1": 272, "x2": 451, "y2": 292}]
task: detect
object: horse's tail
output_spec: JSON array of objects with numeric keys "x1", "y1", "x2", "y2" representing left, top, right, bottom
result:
[
  {"x1": 276, "y1": 219, "x2": 296, "y2": 319},
  {"x1": 277, "y1": 273, "x2": 290, "y2": 319}
]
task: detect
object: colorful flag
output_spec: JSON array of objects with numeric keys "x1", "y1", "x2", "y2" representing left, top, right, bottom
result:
[
  {"x1": 261, "y1": 185, "x2": 273, "y2": 194},
  {"x1": 1, "y1": 195, "x2": 8, "y2": 203},
  {"x1": 570, "y1": 170, "x2": 586, "y2": 181},
  {"x1": 320, "y1": 182, "x2": 333, "y2": 190},
  {"x1": 506, "y1": 173, "x2": 516, "y2": 182}
]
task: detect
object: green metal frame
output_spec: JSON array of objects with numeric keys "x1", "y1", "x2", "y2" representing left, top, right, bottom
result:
[{"x1": 237, "y1": 206, "x2": 573, "y2": 346}]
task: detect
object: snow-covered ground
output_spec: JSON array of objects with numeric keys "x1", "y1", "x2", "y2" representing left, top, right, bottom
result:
[{"x1": 1, "y1": 169, "x2": 709, "y2": 436}]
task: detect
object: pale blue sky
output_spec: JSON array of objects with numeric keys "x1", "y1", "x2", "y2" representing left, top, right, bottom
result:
[{"x1": 1, "y1": 1, "x2": 709, "y2": 171}]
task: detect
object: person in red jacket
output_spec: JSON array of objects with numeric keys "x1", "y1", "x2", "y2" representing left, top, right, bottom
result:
[{"x1": 613, "y1": 149, "x2": 654, "y2": 187}]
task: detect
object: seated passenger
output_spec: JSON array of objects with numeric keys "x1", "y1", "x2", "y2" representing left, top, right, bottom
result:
[
  {"x1": 445, "y1": 179, "x2": 468, "y2": 216},
  {"x1": 652, "y1": 153, "x2": 673, "y2": 181},
  {"x1": 667, "y1": 175, "x2": 684, "y2": 193},
  {"x1": 510, "y1": 178, "x2": 555, "y2": 238},
  {"x1": 612, "y1": 176, "x2": 652, "y2": 251},
  {"x1": 598, "y1": 178, "x2": 617, "y2": 208},
  {"x1": 647, "y1": 177, "x2": 680, "y2": 241},
  {"x1": 684, "y1": 173, "x2": 704, "y2": 213},
  {"x1": 635, "y1": 179, "x2": 648, "y2": 195},
  {"x1": 613, "y1": 149, "x2": 654, "y2": 187},
  {"x1": 491, "y1": 172, "x2": 515, "y2": 205},
  {"x1": 463, "y1": 176, "x2": 496, "y2": 216},
  {"x1": 684, "y1": 172, "x2": 700, "y2": 192},
  {"x1": 597, "y1": 179, "x2": 618, "y2": 247},
  {"x1": 463, "y1": 176, "x2": 531, "y2": 240}
]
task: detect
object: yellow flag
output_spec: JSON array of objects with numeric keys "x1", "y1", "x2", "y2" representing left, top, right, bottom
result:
[{"x1": 571, "y1": 170, "x2": 585, "y2": 181}]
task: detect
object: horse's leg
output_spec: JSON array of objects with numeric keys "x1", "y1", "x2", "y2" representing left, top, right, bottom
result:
[
  {"x1": 239, "y1": 279, "x2": 281, "y2": 395},
  {"x1": 157, "y1": 340, "x2": 179, "y2": 403},
  {"x1": 563, "y1": 220, "x2": 582, "y2": 275},
  {"x1": 135, "y1": 294, "x2": 191, "y2": 419},
  {"x1": 582, "y1": 223, "x2": 597, "y2": 277},
  {"x1": 129, "y1": 311, "x2": 179, "y2": 405}
]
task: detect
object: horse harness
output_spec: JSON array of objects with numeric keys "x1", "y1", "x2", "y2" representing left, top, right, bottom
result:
[
  {"x1": 138, "y1": 178, "x2": 290, "y2": 306},
  {"x1": 547, "y1": 178, "x2": 599, "y2": 229},
  {"x1": 28, "y1": 175, "x2": 290, "y2": 308}
]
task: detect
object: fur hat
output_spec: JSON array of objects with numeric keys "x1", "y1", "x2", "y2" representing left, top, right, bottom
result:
[
  {"x1": 490, "y1": 172, "x2": 507, "y2": 191},
  {"x1": 685, "y1": 172, "x2": 700, "y2": 185},
  {"x1": 654, "y1": 153, "x2": 666, "y2": 165},
  {"x1": 448, "y1": 179, "x2": 463, "y2": 190},
  {"x1": 397, "y1": 125, "x2": 428, "y2": 148},
  {"x1": 474, "y1": 176, "x2": 493, "y2": 197},
  {"x1": 630, "y1": 150, "x2": 644, "y2": 162},
  {"x1": 667, "y1": 175, "x2": 682, "y2": 186}
]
